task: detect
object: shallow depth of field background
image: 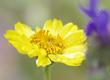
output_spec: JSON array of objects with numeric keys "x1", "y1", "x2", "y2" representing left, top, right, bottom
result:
[{"x1": 0, "y1": 0, "x2": 110, "y2": 80}]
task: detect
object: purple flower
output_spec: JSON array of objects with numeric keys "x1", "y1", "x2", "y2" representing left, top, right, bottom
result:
[{"x1": 81, "y1": 0, "x2": 110, "y2": 44}]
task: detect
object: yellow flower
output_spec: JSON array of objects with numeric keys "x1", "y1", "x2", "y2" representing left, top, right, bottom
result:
[{"x1": 4, "y1": 19, "x2": 87, "y2": 67}]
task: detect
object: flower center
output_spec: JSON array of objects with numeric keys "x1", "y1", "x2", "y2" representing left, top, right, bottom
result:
[{"x1": 31, "y1": 30, "x2": 65, "y2": 54}]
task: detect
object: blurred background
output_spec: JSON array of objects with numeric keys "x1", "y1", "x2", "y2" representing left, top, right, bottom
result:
[{"x1": 0, "y1": 0, "x2": 110, "y2": 80}]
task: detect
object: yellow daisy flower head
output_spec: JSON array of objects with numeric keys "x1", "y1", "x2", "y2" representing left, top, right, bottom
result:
[{"x1": 4, "y1": 19, "x2": 87, "y2": 67}]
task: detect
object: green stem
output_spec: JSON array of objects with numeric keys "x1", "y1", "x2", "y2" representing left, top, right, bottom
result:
[{"x1": 43, "y1": 66, "x2": 51, "y2": 80}]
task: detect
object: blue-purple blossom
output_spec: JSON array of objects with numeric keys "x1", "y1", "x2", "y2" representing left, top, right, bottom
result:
[{"x1": 81, "y1": 0, "x2": 110, "y2": 44}]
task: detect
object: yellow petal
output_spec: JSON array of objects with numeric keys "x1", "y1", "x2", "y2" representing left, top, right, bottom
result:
[
  {"x1": 4, "y1": 30, "x2": 20, "y2": 40},
  {"x1": 27, "y1": 45, "x2": 39, "y2": 58},
  {"x1": 39, "y1": 49, "x2": 47, "y2": 56},
  {"x1": 36, "y1": 49, "x2": 51, "y2": 67},
  {"x1": 43, "y1": 19, "x2": 63, "y2": 35},
  {"x1": 49, "y1": 52, "x2": 85, "y2": 66},
  {"x1": 59, "y1": 23, "x2": 77, "y2": 38},
  {"x1": 35, "y1": 26, "x2": 41, "y2": 32},
  {"x1": 64, "y1": 30, "x2": 86, "y2": 47},
  {"x1": 60, "y1": 52, "x2": 85, "y2": 66},
  {"x1": 4, "y1": 29, "x2": 38, "y2": 57},
  {"x1": 52, "y1": 19, "x2": 63, "y2": 34},
  {"x1": 48, "y1": 54, "x2": 60, "y2": 62},
  {"x1": 63, "y1": 44, "x2": 87, "y2": 53},
  {"x1": 36, "y1": 56, "x2": 51, "y2": 67},
  {"x1": 43, "y1": 20, "x2": 53, "y2": 31},
  {"x1": 15, "y1": 22, "x2": 34, "y2": 37},
  {"x1": 4, "y1": 30, "x2": 28, "y2": 45}
]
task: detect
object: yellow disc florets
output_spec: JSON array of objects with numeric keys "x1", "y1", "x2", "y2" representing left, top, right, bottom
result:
[{"x1": 31, "y1": 30, "x2": 65, "y2": 54}]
